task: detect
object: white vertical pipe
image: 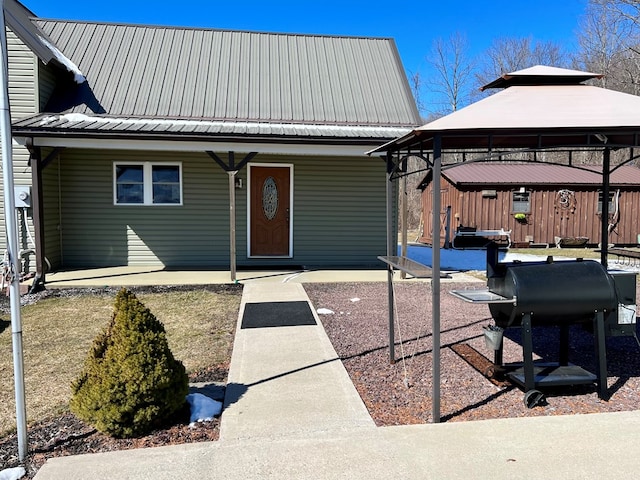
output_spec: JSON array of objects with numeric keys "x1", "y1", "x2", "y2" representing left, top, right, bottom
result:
[{"x1": 0, "y1": 0, "x2": 28, "y2": 460}]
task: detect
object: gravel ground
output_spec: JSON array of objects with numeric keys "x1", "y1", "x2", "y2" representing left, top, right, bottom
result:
[{"x1": 305, "y1": 280, "x2": 640, "y2": 425}]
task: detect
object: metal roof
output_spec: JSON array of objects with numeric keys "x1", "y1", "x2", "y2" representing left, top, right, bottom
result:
[
  {"x1": 12, "y1": 112, "x2": 410, "y2": 141},
  {"x1": 29, "y1": 19, "x2": 421, "y2": 138},
  {"x1": 438, "y1": 162, "x2": 640, "y2": 187}
]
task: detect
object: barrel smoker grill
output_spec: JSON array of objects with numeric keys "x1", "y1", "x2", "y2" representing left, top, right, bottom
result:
[{"x1": 453, "y1": 245, "x2": 637, "y2": 407}]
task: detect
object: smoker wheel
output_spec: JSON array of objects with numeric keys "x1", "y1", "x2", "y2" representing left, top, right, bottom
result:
[{"x1": 524, "y1": 389, "x2": 545, "y2": 408}]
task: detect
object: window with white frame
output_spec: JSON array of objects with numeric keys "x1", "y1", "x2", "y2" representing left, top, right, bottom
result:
[
  {"x1": 114, "y1": 162, "x2": 182, "y2": 205},
  {"x1": 511, "y1": 189, "x2": 531, "y2": 213}
]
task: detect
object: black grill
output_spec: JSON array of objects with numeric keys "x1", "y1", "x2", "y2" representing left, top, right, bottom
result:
[
  {"x1": 487, "y1": 255, "x2": 618, "y2": 328},
  {"x1": 452, "y1": 244, "x2": 637, "y2": 408}
]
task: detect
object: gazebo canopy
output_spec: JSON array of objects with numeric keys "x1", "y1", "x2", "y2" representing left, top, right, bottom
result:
[
  {"x1": 369, "y1": 65, "x2": 640, "y2": 152},
  {"x1": 371, "y1": 65, "x2": 640, "y2": 424}
]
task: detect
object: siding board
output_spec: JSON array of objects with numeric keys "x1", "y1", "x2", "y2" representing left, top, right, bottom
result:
[{"x1": 1, "y1": 30, "x2": 37, "y2": 258}]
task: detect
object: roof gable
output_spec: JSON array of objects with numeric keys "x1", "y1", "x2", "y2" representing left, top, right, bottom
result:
[
  {"x1": 4, "y1": 0, "x2": 54, "y2": 63},
  {"x1": 35, "y1": 19, "x2": 421, "y2": 128}
]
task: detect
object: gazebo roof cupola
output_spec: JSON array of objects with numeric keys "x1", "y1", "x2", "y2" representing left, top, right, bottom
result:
[{"x1": 481, "y1": 65, "x2": 604, "y2": 90}]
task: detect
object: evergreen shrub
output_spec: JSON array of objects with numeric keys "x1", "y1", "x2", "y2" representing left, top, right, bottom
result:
[{"x1": 70, "y1": 288, "x2": 189, "y2": 438}]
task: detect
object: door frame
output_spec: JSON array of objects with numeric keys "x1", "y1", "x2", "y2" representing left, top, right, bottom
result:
[{"x1": 247, "y1": 163, "x2": 294, "y2": 258}]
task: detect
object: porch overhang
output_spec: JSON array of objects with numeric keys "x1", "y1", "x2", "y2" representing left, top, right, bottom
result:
[
  {"x1": 15, "y1": 134, "x2": 391, "y2": 158},
  {"x1": 12, "y1": 112, "x2": 413, "y2": 157}
]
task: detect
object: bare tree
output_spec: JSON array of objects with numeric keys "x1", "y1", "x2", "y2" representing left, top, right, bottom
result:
[
  {"x1": 424, "y1": 32, "x2": 475, "y2": 117},
  {"x1": 575, "y1": 0, "x2": 640, "y2": 94},
  {"x1": 474, "y1": 37, "x2": 568, "y2": 95},
  {"x1": 607, "y1": 0, "x2": 640, "y2": 26},
  {"x1": 407, "y1": 70, "x2": 427, "y2": 121}
]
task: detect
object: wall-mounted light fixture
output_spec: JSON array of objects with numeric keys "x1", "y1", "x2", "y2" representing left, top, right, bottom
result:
[{"x1": 235, "y1": 177, "x2": 243, "y2": 189}]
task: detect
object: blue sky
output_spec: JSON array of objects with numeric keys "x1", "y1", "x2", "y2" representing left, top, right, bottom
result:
[
  {"x1": 21, "y1": 0, "x2": 588, "y2": 113},
  {"x1": 23, "y1": 0, "x2": 588, "y2": 77}
]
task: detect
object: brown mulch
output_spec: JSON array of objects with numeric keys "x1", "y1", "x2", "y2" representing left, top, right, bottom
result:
[{"x1": 305, "y1": 281, "x2": 640, "y2": 425}]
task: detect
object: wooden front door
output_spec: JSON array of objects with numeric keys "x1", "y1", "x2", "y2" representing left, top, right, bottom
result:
[{"x1": 250, "y1": 165, "x2": 291, "y2": 256}]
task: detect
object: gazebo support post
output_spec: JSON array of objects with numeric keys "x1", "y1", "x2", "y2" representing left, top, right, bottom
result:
[
  {"x1": 386, "y1": 152, "x2": 396, "y2": 364},
  {"x1": 431, "y1": 135, "x2": 442, "y2": 423},
  {"x1": 600, "y1": 147, "x2": 611, "y2": 268}
]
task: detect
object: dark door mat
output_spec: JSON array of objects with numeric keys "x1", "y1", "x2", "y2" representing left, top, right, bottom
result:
[{"x1": 241, "y1": 301, "x2": 317, "y2": 329}]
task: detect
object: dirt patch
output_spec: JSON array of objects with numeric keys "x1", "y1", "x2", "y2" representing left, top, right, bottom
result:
[{"x1": 305, "y1": 281, "x2": 640, "y2": 425}]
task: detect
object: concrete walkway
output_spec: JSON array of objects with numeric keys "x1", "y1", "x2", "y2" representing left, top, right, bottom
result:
[
  {"x1": 32, "y1": 410, "x2": 640, "y2": 479},
  {"x1": 220, "y1": 282, "x2": 374, "y2": 442},
  {"x1": 28, "y1": 269, "x2": 640, "y2": 479}
]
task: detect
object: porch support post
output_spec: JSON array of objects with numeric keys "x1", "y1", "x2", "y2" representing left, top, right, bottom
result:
[
  {"x1": 228, "y1": 171, "x2": 237, "y2": 282},
  {"x1": 400, "y1": 156, "x2": 407, "y2": 279},
  {"x1": 432, "y1": 135, "x2": 442, "y2": 423},
  {"x1": 28, "y1": 143, "x2": 46, "y2": 292},
  {"x1": 207, "y1": 151, "x2": 257, "y2": 281}
]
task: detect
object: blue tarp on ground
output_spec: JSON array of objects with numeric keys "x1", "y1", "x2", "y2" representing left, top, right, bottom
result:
[{"x1": 400, "y1": 244, "x2": 506, "y2": 271}]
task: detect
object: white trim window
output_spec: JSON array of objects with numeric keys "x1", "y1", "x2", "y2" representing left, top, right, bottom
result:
[
  {"x1": 114, "y1": 162, "x2": 182, "y2": 205},
  {"x1": 511, "y1": 190, "x2": 531, "y2": 214}
]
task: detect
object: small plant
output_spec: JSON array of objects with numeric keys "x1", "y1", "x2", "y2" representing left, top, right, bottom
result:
[
  {"x1": 514, "y1": 213, "x2": 527, "y2": 223},
  {"x1": 70, "y1": 288, "x2": 189, "y2": 438}
]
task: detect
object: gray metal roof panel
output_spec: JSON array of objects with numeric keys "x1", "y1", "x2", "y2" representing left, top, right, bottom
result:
[
  {"x1": 13, "y1": 113, "x2": 411, "y2": 140},
  {"x1": 35, "y1": 19, "x2": 421, "y2": 131}
]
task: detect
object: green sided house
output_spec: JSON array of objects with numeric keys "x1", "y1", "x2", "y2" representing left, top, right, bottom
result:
[{"x1": 3, "y1": 0, "x2": 420, "y2": 288}]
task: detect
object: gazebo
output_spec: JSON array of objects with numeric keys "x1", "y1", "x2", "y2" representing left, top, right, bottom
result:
[{"x1": 369, "y1": 65, "x2": 640, "y2": 422}]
